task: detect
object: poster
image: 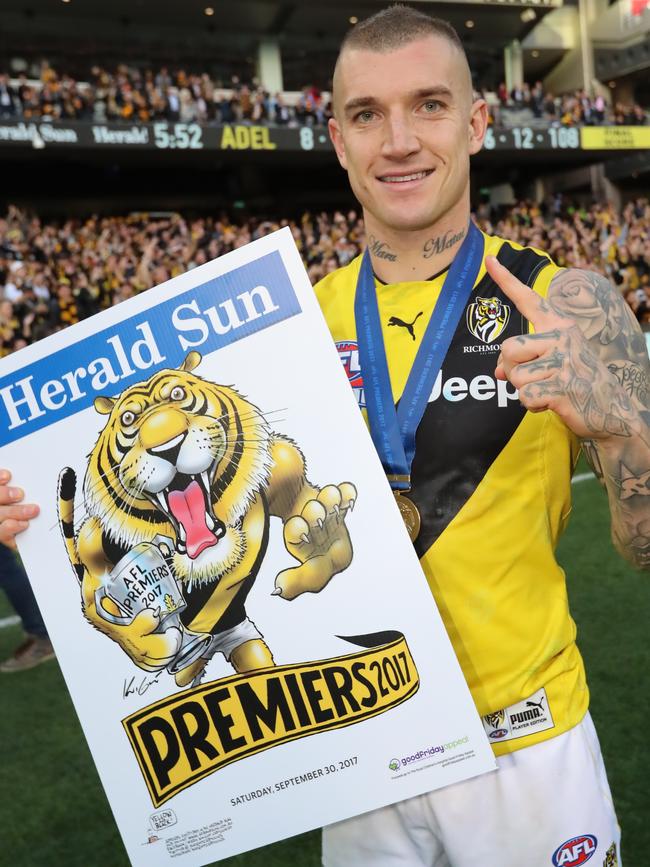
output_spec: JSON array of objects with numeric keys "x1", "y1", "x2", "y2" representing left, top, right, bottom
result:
[{"x1": 0, "y1": 229, "x2": 495, "y2": 865}]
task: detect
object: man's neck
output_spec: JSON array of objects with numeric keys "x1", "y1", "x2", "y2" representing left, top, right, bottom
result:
[{"x1": 364, "y1": 208, "x2": 471, "y2": 284}]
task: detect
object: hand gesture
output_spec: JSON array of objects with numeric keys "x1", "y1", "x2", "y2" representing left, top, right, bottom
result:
[
  {"x1": 487, "y1": 257, "x2": 635, "y2": 441},
  {"x1": 273, "y1": 483, "x2": 356, "y2": 600}
]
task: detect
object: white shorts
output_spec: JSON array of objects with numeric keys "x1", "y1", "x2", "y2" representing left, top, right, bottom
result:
[
  {"x1": 323, "y1": 713, "x2": 621, "y2": 867},
  {"x1": 208, "y1": 617, "x2": 262, "y2": 661}
]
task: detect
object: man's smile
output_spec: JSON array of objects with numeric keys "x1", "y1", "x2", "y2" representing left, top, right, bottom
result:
[{"x1": 376, "y1": 169, "x2": 435, "y2": 184}]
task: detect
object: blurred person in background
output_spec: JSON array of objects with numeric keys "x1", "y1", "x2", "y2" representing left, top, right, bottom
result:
[{"x1": 0, "y1": 516, "x2": 54, "y2": 673}]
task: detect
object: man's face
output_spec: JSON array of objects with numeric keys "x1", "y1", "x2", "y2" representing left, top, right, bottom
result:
[{"x1": 329, "y1": 36, "x2": 486, "y2": 234}]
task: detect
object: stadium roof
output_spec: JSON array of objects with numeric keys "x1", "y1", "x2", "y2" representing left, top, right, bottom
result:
[{"x1": 3, "y1": 0, "x2": 557, "y2": 86}]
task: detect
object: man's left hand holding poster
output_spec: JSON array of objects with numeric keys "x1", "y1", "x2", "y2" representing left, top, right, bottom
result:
[{"x1": 0, "y1": 229, "x2": 495, "y2": 865}]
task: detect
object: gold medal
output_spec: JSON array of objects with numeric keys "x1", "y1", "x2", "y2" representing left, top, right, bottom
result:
[{"x1": 394, "y1": 491, "x2": 421, "y2": 542}]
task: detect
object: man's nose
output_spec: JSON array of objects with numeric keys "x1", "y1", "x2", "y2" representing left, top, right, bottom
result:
[{"x1": 381, "y1": 113, "x2": 420, "y2": 159}]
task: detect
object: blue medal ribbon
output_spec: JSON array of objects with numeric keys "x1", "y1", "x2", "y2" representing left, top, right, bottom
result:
[{"x1": 354, "y1": 220, "x2": 484, "y2": 490}]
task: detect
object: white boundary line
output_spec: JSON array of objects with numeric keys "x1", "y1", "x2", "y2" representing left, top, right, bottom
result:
[
  {"x1": 0, "y1": 615, "x2": 20, "y2": 630},
  {"x1": 572, "y1": 472, "x2": 596, "y2": 484}
]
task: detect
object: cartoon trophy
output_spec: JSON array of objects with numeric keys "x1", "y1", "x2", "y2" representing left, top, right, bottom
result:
[{"x1": 94, "y1": 536, "x2": 211, "y2": 674}]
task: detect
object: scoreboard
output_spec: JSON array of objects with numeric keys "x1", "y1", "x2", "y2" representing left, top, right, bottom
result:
[{"x1": 1, "y1": 119, "x2": 649, "y2": 154}]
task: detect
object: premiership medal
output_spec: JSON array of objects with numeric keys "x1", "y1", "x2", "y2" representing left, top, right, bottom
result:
[
  {"x1": 354, "y1": 220, "x2": 484, "y2": 545},
  {"x1": 394, "y1": 491, "x2": 421, "y2": 542}
]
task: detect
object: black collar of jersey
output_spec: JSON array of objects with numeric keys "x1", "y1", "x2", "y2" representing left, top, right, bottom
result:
[{"x1": 373, "y1": 263, "x2": 451, "y2": 286}]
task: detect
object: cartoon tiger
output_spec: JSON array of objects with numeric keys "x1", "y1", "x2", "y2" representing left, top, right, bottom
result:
[
  {"x1": 58, "y1": 351, "x2": 356, "y2": 687},
  {"x1": 466, "y1": 296, "x2": 510, "y2": 344}
]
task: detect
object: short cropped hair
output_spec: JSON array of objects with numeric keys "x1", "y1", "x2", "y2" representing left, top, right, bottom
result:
[{"x1": 338, "y1": 4, "x2": 466, "y2": 59}]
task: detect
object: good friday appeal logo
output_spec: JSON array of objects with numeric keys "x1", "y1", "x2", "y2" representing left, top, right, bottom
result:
[
  {"x1": 123, "y1": 631, "x2": 419, "y2": 806},
  {"x1": 388, "y1": 735, "x2": 470, "y2": 774}
]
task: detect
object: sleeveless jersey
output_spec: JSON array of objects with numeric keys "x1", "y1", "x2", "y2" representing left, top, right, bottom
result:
[{"x1": 314, "y1": 232, "x2": 584, "y2": 756}]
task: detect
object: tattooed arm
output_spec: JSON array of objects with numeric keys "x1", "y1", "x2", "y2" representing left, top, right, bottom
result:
[
  {"x1": 486, "y1": 259, "x2": 650, "y2": 571},
  {"x1": 545, "y1": 269, "x2": 650, "y2": 570}
]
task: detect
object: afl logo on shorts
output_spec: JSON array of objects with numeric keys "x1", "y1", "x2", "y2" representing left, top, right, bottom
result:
[
  {"x1": 336, "y1": 340, "x2": 366, "y2": 408},
  {"x1": 466, "y1": 296, "x2": 510, "y2": 344},
  {"x1": 551, "y1": 834, "x2": 597, "y2": 866}
]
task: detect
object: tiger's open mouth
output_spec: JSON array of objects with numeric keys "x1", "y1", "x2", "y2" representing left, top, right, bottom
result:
[{"x1": 149, "y1": 467, "x2": 225, "y2": 560}]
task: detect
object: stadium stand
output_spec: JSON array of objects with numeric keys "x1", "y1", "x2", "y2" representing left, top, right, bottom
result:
[
  {"x1": 0, "y1": 67, "x2": 333, "y2": 127},
  {"x1": 1, "y1": 199, "x2": 648, "y2": 358},
  {"x1": 1, "y1": 66, "x2": 648, "y2": 128}
]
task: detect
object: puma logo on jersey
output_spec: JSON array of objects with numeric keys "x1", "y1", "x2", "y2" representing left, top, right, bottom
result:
[
  {"x1": 466, "y1": 296, "x2": 510, "y2": 344},
  {"x1": 388, "y1": 312, "x2": 423, "y2": 341},
  {"x1": 526, "y1": 697, "x2": 545, "y2": 712}
]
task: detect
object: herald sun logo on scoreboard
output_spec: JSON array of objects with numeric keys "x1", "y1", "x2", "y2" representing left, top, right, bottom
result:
[{"x1": 551, "y1": 834, "x2": 598, "y2": 866}]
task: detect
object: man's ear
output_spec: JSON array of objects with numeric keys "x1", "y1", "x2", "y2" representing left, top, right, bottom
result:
[
  {"x1": 328, "y1": 117, "x2": 348, "y2": 170},
  {"x1": 468, "y1": 99, "x2": 489, "y2": 156}
]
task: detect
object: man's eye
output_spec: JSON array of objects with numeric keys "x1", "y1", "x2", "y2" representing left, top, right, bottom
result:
[
  {"x1": 356, "y1": 110, "x2": 375, "y2": 123},
  {"x1": 422, "y1": 101, "x2": 441, "y2": 113}
]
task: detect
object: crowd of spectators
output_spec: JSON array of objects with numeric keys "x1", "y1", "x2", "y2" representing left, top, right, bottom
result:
[
  {"x1": 1, "y1": 198, "x2": 648, "y2": 358},
  {"x1": 488, "y1": 81, "x2": 648, "y2": 127},
  {"x1": 1, "y1": 63, "x2": 647, "y2": 129},
  {"x1": 477, "y1": 197, "x2": 650, "y2": 321},
  {"x1": 0, "y1": 65, "x2": 331, "y2": 127}
]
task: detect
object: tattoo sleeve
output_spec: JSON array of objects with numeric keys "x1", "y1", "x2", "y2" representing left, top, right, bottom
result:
[{"x1": 547, "y1": 268, "x2": 650, "y2": 570}]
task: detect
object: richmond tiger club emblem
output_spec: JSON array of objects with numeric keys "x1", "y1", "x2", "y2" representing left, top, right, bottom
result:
[
  {"x1": 483, "y1": 709, "x2": 505, "y2": 730},
  {"x1": 55, "y1": 352, "x2": 422, "y2": 805},
  {"x1": 466, "y1": 296, "x2": 510, "y2": 344}
]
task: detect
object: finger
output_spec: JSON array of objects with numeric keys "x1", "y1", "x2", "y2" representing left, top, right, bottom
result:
[
  {"x1": 301, "y1": 499, "x2": 327, "y2": 532},
  {"x1": 283, "y1": 515, "x2": 310, "y2": 547},
  {"x1": 518, "y1": 377, "x2": 565, "y2": 411},
  {"x1": 0, "y1": 485, "x2": 26, "y2": 506},
  {"x1": 496, "y1": 334, "x2": 566, "y2": 382},
  {"x1": 317, "y1": 484, "x2": 342, "y2": 518},
  {"x1": 505, "y1": 357, "x2": 563, "y2": 392},
  {"x1": 485, "y1": 256, "x2": 551, "y2": 329},
  {"x1": 338, "y1": 482, "x2": 357, "y2": 512},
  {"x1": 133, "y1": 607, "x2": 161, "y2": 636},
  {"x1": 0, "y1": 502, "x2": 40, "y2": 520},
  {"x1": 0, "y1": 506, "x2": 40, "y2": 548}
]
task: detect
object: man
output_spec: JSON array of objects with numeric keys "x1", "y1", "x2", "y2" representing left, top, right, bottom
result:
[
  {"x1": 312, "y1": 6, "x2": 648, "y2": 865},
  {"x1": 0, "y1": 6, "x2": 647, "y2": 865}
]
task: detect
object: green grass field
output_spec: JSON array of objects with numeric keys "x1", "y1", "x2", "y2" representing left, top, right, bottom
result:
[{"x1": 1, "y1": 472, "x2": 648, "y2": 867}]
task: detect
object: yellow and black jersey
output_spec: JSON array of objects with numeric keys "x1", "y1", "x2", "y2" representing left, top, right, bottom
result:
[{"x1": 314, "y1": 231, "x2": 583, "y2": 756}]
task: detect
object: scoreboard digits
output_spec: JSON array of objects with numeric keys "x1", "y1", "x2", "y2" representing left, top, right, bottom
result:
[{"x1": 484, "y1": 126, "x2": 580, "y2": 150}]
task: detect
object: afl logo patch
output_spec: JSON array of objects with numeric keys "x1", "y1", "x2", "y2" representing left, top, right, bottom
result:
[
  {"x1": 466, "y1": 296, "x2": 510, "y2": 344},
  {"x1": 551, "y1": 835, "x2": 597, "y2": 866},
  {"x1": 336, "y1": 340, "x2": 365, "y2": 408},
  {"x1": 488, "y1": 728, "x2": 508, "y2": 739}
]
